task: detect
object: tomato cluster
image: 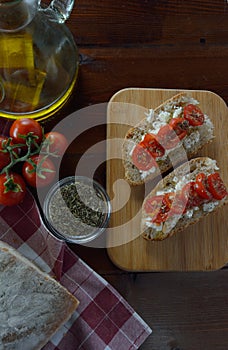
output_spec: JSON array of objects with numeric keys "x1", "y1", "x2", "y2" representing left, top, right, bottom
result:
[
  {"x1": 144, "y1": 172, "x2": 228, "y2": 224},
  {"x1": 132, "y1": 104, "x2": 204, "y2": 171},
  {"x1": 0, "y1": 119, "x2": 68, "y2": 206}
]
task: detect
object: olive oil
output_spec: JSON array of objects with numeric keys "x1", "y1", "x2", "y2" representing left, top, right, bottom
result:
[
  {"x1": 0, "y1": 4, "x2": 79, "y2": 120},
  {"x1": 0, "y1": 32, "x2": 44, "y2": 112}
]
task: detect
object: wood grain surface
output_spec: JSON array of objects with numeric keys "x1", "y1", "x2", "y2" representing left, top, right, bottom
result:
[
  {"x1": 106, "y1": 88, "x2": 228, "y2": 271},
  {"x1": 40, "y1": 0, "x2": 228, "y2": 348}
]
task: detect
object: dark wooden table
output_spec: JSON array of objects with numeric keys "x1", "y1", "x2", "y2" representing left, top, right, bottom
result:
[{"x1": 45, "y1": 1, "x2": 228, "y2": 348}]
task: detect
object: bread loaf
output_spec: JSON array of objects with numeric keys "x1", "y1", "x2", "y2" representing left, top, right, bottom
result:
[
  {"x1": 141, "y1": 157, "x2": 228, "y2": 241},
  {"x1": 0, "y1": 241, "x2": 79, "y2": 350},
  {"x1": 122, "y1": 93, "x2": 214, "y2": 185}
]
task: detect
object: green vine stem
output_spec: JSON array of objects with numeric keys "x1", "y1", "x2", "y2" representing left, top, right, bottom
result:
[{"x1": 0, "y1": 132, "x2": 58, "y2": 184}]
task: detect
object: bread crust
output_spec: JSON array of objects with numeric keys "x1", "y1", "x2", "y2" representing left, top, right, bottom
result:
[
  {"x1": 122, "y1": 93, "x2": 215, "y2": 186},
  {"x1": 0, "y1": 241, "x2": 79, "y2": 350},
  {"x1": 141, "y1": 157, "x2": 228, "y2": 241}
]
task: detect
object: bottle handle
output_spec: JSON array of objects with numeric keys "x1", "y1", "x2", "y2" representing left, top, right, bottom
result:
[{"x1": 40, "y1": 0, "x2": 75, "y2": 23}]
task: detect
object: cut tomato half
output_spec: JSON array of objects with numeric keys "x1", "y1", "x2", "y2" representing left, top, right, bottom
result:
[
  {"x1": 168, "y1": 192, "x2": 188, "y2": 215},
  {"x1": 181, "y1": 181, "x2": 204, "y2": 208},
  {"x1": 132, "y1": 143, "x2": 157, "y2": 171},
  {"x1": 156, "y1": 124, "x2": 180, "y2": 150},
  {"x1": 142, "y1": 133, "x2": 165, "y2": 158},
  {"x1": 207, "y1": 172, "x2": 228, "y2": 200},
  {"x1": 195, "y1": 173, "x2": 212, "y2": 200},
  {"x1": 144, "y1": 195, "x2": 164, "y2": 214},
  {"x1": 183, "y1": 104, "x2": 204, "y2": 126},
  {"x1": 169, "y1": 117, "x2": 189, "y2": 140},
  {"x1": 144, "y1": 193, "x2": 172, "y2": 224}
]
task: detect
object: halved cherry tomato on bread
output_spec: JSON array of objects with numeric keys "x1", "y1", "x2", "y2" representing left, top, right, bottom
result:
[
  {"x1": 169, "y1": 117, "x2": 189, "y2": 140},
  {"x1": 207, "y1": 172, "x2": 228, "y2": 200},
  {"x1": 156, "y1": 124, "x2": 180, "y2": 150},
  {"x1": 142, "y1": 133, "x2": 165, "y2": 158},
  {"x1": 144, "y1": 193, "x2": 172, "y2": 224},
  {"x1": 195, "y1": 173, "x2": 212, "y2": 200},
  {"x1": 181, "y1": 181, "x2": 204, "y2": 208},
  {"x1": 144, "y1": 195, "x2": 164, "y2": 214},
  {"x1": 183, "y1": 104, "x2": 204, "y2": 126},
  {"x1": 132, "y1": 144, "x2": 157, "y2": 171},
  {"x1": 167, "y1": 192, "x2": 188, "y2": 215}
]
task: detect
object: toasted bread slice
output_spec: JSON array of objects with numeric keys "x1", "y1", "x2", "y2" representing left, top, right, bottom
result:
[
  {"x1": 122, "y1": 93, "x2": 214, "y2": 185},
  {"x1": 141, "y1": 157, "x2": 228, "y2": 241},
  {"x1": 0, "y1": 241, "x2": 79, "y2": 350}
]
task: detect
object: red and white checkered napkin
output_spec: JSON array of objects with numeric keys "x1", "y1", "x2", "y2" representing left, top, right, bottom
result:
[{"x1": 0, "y1": 190, "x2": 152, "y2": 350}]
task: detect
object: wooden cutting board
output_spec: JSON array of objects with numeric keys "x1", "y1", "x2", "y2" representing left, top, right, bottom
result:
[{"x1": 106, "y1": 88, "x2": 228, "y2": 271}]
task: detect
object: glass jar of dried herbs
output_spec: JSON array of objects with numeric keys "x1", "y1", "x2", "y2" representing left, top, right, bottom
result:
[{"x1": 43, "y1": 176, "x2": 111, "y2": 243}]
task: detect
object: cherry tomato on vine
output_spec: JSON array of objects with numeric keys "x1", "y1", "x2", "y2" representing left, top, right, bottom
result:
[
  {"x1": 169, "y1": 117, "x2": 189, "y2": 140},
  {"x1": 0, "y1": 172, "x2": 26, "y2": 206},
  {"x1": 132, "y1": 143, "x2": 157, "y2": 171},
  {"x1": 183, "y1": 104, "x2": 204, "y2": 126},
  {"x1": 22, "y1": 155, "x2": 56, "y2": 188},
  {"x1": 0, "y1": 137, "x2": 11, "y2": 169},
  {"x1": 207, "y1": 172, "x2": 228, "y2": 200},
  {"x1": 0, "y1": 137, "x2": 15, "y2": 169},
  {"x1": 44, "y1": 131, "x2": 68, "y2": 156},
  {"x1": 10, "y1": 118, "x2": 43, "y2": 145},
  {"x1": 195, "y1": 173, "x2": 212, "y2": 200},
  {"x1": 0, "y1": 136, "x2": 20, "y2": 170},
  {"x1": 141, "y1": 133, "x2": 165, "y2": 158}
]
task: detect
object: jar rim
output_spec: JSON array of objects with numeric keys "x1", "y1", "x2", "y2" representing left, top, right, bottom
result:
[{"x1": 43, "y1": 176, "x2": 111, "y2": 244}]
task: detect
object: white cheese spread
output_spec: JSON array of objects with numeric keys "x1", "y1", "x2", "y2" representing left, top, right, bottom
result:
[
  {"x1": 140, "y1": 166, "x2": 157, "y2": 179},
  {"x1": 182, "y1": 131, "x2": 200, "y2": 149},
  {"x1": 203, "y1": 201, "x2": 219, "y2": 212}
]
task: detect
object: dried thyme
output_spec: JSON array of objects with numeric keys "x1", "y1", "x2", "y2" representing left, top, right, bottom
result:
[{"x1": 48, "y1": 181, "x2": 107, "y2": 237}]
